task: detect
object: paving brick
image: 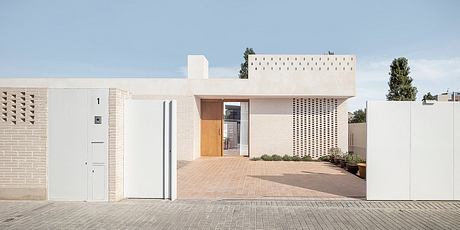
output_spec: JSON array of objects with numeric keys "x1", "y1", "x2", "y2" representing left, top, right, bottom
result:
[{"x1": 178, "y1": 157, "x2": 366, "y2": 199}]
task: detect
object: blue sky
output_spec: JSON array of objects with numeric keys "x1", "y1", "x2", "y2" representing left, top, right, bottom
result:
[{"x1": 1, "y1": 0, "x2": 459, "y2": 111}]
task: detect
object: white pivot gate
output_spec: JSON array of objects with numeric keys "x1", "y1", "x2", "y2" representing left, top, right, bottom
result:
[{"x1": 124, "y1": 100, "x2": 177, "y2": 200}]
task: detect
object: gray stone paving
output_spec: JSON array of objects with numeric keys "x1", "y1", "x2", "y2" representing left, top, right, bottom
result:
[{"x1": 0, "y1": 199, "x2": 459, "y2": 229}]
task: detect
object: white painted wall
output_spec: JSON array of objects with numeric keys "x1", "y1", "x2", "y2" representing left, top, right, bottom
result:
[
  {"x1": 49, "y1": 89, "x2": 88, "y2": 201},
  {"x1": 240, "y1": 102, "x2": 249, "y2": 155},
  {"x1": 250, "y1": 98, "x2": 293, "y2": 157},
  {"x1": 411, "y1": 103, "x2": 454, "y2": 200},
  {"x1": 367, "y1": 102, "x2": 411, "y2": 200},
  {"x1": 187, "y1": 55, "x2": 208, "y2": 79},
  {"x1": 455, "y1": 104, "x2": 460, "y2": 200},
  {"x1": 367, "y1": 101, "x2": 460, "y2": 200},
  {"x1": 337, "y1": 99, "x2": 349, "y2": 154}
]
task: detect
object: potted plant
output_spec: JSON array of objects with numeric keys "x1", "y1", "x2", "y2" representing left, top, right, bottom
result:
[
  {"x1": 329, "y1": 154, "x2": 335, "y2": 163},
  {"x1": 339, "y1": 153, "x2": 347, "y2": 168},
  {"x1": 345, "y1": 153, "x2": 361, "y2": 175},
  {"x1": 328, "y1": 147, "x2": 342, "y2": 165},
  {"x1": 358, "y1": 162, "x2": 366, "y2": 179}
]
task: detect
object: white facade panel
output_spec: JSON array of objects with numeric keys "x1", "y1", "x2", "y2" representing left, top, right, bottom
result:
[
  {"x1": 49, "y1": 89, "x2": 88, "y2": 201},
  {"x1": 410, "y1": 103, "x2": 454, "y2": 200},
  {"x1": 90, "y1": 165, "x2": 107, "y2": 201},
  {"x1": 454, "y1": 103, "x2": 460, "y2": 200},
  {"x1": 124, "y1": 100, "x2": 165, "y2": 198},
  {"x1": 250, "y1": 98, "x2": 293, "y2": 157},
  {"x1": 49, "y1": 89, "x2": 108, "y2": 201},
  {"x1": 367, "y1": 101, "x2": 411, "y2": 200},
  {"x1": 367, "y1": 101, "x2": 459, "y2": 200}
]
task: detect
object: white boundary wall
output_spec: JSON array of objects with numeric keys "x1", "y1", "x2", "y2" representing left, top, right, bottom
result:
[{"x1": 367, "y1": 101, "x2": 459, "y2": 200}]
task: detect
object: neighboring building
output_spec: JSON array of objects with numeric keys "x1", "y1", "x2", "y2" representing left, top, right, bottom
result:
[
  {"x1": 452, "y1": 92, "x2": 460, "y2": 102},
  {"x1": 0, "y1": 54, "x2": 356, "y2": 201},
  {"x1": 435, "y1": 91, "x2": 460, "y2": 102}
]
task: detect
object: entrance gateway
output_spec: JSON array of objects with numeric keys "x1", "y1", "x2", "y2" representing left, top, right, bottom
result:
[
  {"x1": 200, "y1": 99, "x2": 249, "y2": 157},
  {"x1": 48, "y1": 89, "x2": 176, "y2": 201}
]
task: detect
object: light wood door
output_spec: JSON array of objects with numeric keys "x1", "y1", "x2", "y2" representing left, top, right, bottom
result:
[{"x1": 201, "y1": 100, "x2": 223, "y2": 156}]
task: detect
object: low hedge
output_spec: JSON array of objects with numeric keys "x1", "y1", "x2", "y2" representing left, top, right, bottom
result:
[{"x1": 252, "y1": 154, "x2": 313, "y2": 161}]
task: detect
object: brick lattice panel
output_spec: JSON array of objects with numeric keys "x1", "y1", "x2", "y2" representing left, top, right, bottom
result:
[
  {"x1": 0, "y1": 88, "x2": 47, "y2": 199},
  {"x1": 292, "y1": 98, "x2": 338, "y2": 158}
]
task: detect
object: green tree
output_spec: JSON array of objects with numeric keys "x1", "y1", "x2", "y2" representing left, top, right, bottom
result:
[
  {"x1": 386, "y1": 57, "x2": 418, "y2": 101},
  {"x1": 422, "y1": 92, "x2": 436, "y2": 101},
  {"x1": 349, "y1": 109, "x2": 366, "y2": 123},
  {"x1": 238, "y1": 48, "x2": 255, "y2": 79}
]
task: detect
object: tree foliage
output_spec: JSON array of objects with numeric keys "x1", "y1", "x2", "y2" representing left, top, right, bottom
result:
[
  {"x1": 422, "y1": 92, "x2": 436, "y2": 101},
  {"x1": 386, "y1": 57, "x2": 418, "y2": 101},
  {"x1": 349, "y1": 109, "x2": 366, "y2": 123},
  {"x1": 238, "y1": 48, "x2": 255, "y2": 79}
]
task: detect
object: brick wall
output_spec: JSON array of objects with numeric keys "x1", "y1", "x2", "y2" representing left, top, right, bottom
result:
[
  {"x1": 0, "y1": 88, "x2": 47, "y2": 199},
  {"x1": 108, "y1": 88, "x2": 129, "y2": 201}
]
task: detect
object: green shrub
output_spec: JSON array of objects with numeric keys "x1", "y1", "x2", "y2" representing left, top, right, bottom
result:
[
  {"x1": 260, "y1": 154, "x2": 272, "y2": 161},
  {"x1": 291, "y1": 155, "x2": 301, "y2": 161},
  {"x1": 318, "y1": 155, "x2": 329, "y2": 161},
  {"x1": 271, "y1": 154, "x2": 282, "y2": 161},
  {"x1": 301, "y1": 155, "x2": 313, "y2": 161},
  {"x1": 345, "y1": 153, "x2": 363, "y2": 165},
  {"x1": 282, "y1": 154, "x2": 292, "y2": 161},
  {"x1": 328, "y1": 147, "x2": 342, "y2": 158},
  {"x1": 251, "y1": 157, "x2": 261, "y2": 161}
]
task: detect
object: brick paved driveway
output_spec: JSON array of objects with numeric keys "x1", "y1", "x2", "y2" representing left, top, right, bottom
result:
[
  {"x1": 178, "y1": 157, "x2": 365, "y2": 199},
  {"x1": 1, "y1": 200, "x2": 459, "y2": 229}
]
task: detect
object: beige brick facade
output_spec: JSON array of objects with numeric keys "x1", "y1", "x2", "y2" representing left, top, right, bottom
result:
[
  {"x1": 108, "y1": 88, "x2": 129, "y2": 201},
  {"x1": 0, "y1": 88, "x2": 47, "y2": 200}
]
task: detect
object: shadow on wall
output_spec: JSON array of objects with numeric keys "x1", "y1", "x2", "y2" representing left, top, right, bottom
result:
[
  {"x1": 177, "y1": 160, "x2": 191, "y2": 170},
  {"x1": 249, "y1": 165, "x2": 366, "y2": 198}
]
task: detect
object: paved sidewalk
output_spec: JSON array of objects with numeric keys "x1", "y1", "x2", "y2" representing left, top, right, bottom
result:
[
  {"x1": 178, "y1": 157, "x2": 365, "y2": 199},
  {"x1": 1, "y1": 200, "x2": 459, "y2": 229}
]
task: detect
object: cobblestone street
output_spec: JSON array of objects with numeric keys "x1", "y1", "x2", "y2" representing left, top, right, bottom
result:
[{"x1": 1, "y1": 199, "x2": 459, "y2": 229}]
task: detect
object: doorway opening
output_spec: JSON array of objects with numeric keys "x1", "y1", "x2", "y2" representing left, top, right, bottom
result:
[
  {"x1": 223, "y1": 101, "x2": 249, "y2": 156},
  {"x1": 200, "y1": 99, "x2": 249, "y2": 157}
]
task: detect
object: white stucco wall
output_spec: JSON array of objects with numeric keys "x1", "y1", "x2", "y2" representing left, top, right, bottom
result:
[
  {"x1": 337, "y1": 99, "x2": 349, "y2": 155},
  {"x1": 250, "y1": 98, "x2": 293, "y2": 157},
  {"x1": 187, "y1": 55, "x2": 208, "y2": 79}
]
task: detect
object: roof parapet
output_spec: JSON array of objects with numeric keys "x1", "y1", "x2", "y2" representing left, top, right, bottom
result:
[{"x1": 187, "y1": 55, "x2": 208, "y2": 79}]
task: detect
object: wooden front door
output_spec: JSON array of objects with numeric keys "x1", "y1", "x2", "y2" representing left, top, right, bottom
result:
[{"x1": 201, "y1": 100, "x2": 223, "y2": 156}]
